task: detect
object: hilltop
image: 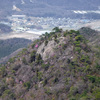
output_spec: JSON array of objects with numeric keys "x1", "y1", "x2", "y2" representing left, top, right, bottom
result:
[{"x1": 0, "y1": 27, "x2": 100, "y2": 100}]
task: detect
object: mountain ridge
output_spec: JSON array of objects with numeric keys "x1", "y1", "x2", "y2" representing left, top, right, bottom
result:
[
  {"x1": 0, "y1": 0, "x2": 100, "y2": 19},
  {"x1": 0, "y1": 38, "x2": 31, "y2": 59}
]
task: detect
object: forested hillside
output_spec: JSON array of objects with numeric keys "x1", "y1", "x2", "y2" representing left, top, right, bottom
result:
[
  {"x1": 0, "y1": 38, "x2": 31, "y2": 59},
  {"x1": 0, "y1": 27, "x2": 100, "y2": 100}
]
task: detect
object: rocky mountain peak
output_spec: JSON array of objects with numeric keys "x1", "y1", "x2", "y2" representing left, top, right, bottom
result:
[{"x1": 0, "y1": 27, "x2": 100, "y2": 100}]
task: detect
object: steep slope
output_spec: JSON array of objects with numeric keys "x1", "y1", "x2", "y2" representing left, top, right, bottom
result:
[{"x1": 0, "y1": 28, "x2": 100, "y2": 100}]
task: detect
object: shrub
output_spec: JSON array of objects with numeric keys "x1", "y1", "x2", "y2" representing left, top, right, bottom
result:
[
  {"x1": 69, "y1": 86, "x2": 78, "y2": 96},
  {"x1": 35, "y1": 54, "x2": 43, "y2": 64},
  {"x1": 2, "y1": 89, "x2": 15, "y2": 99},
  {"x1": 69, "y1": 30, "x2": 80, "y2": 35},
  {"x1": 95, "y1": 63, "x2": 100, "y2": 70},
  {"x1": 8, "y1": 57, "x2": 15, "y2": 63},
  {"x1": 75, "y1": 35, "x2": 83, "y2": 41},
  {"x1": 23, "y1": 81, "x2": 31, "y2": 90},
  {"x1": 0, "y1": 66, "x2": 6, "y2": 78},
  {"x1": 85, "y1": 65, "x2": 91, "y2": 72},
  {"x1": 93, "y1": 88, "x2": 100, "y2": 100},
  {"x1": 95, "y1": 92, "x2": 100, "y2": 100},
  {"x1": 53, "y1": 34, "x2": 57, "y2": 39},
  {"x1": 53, "y1": 27, "x2": 62, "y2": 32},
  {"x1": 75, "y1": 47, "x2": 81, "y2": 53},
  {"x1": 80, "y1": 55, "x2": 90, "y2": 64},
  {"x1": 44, "y1": 87, "x2": 52, "y2": 95},
  {"x1": 54, "y1": 39, "x2": 59, "y2": 43},
  {"x1": 21, "y1": 48, "x2": 27, "y2": 54},
  {"x1": 37, "y1": 72, "x2": 43, "y2": 81},
  {"x1": 45, "y1": 40, "x2": 48, "y2": 46},
  {"x1": 43, "y1": 78, "x2": 48, "y2": 86},
  {"x1": 31, "y1": 43, "x2": 35, "y2": 48},
  {"x1": 42, "y1": 63, "x2": 49, "y2": 71},
  {"x1": 74, "y1": 41, "x2": 80, "y2": 47},
  {"x1": 87, "y1": 75, "x2": 96, "y2": 83},
  {"x1": 87, "y1": 75, "x2": 100, "y2": 84},
  {"x1": 22, "y1": 57, "x2": 27, "y2": 65},
  {"x1": 30, "y1": 50, "x2": 36, "y2": 62},
  {"x1": 61, "y1": 43, "x2": 67, "y2": 50},
  {"x1": 53, "y1": 77, "x2": 59, "y2": 83},
  {"x1": 6, "y1": 77, "x2": 14, "y2": 86},
  {"x1": 63, "y1": 30, "x2": 68, "y2": 37}
]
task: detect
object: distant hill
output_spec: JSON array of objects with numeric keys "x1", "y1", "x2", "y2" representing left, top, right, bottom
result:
[
  {"x1": 0, "y1": 0, "x2": 100, "y2": 19},
  {"x1": 0, "y1": 38, "x2": 31, "y2": 59},
  {"x1": 0, "y1": 28, "x2": 99, "y2": 100},
  {"x1": 0, "y1": 48, "x2": 23, "y2": 64},
  {"x1": 79, "y1": 27, "x2": 100, "y2": 46}
]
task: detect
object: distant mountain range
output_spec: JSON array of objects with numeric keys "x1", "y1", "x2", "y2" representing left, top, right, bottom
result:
[{"x1": 0, "y1": 0, "x2": 100, "y2": 19}]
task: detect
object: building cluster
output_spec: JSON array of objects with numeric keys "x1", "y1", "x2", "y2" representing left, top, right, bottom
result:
[{"x1": 0, "y1": 15, "x2": 92, "y2": 33}]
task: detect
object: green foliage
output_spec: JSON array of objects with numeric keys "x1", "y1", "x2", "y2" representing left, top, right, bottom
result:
[
  {"x1": 74, "y1": 41, "x2": 80, "y2": 47},
  {"x1": 37, "y1": 72, "x2": 43, "y2": 81},
  {"x1": 87, "y1": 75, "x2": 100, "y2": 84},
  {"x1": 20, "y1": 48, "x2": 27, "y2": 54},
  {"x1": 45, "y1": 87, "x2": 52, "y2": 95},
  {"x1": 54, "y1": 38, "x2": 59, "y2": 43},
  {"x1": 69, "y1": 86, "x2": 78, "y2": 96},
  {"x1": 84, "y1": 65, "x2": 91, "y2": 72},
  {"x1": 63, "y1": 30, "x2": 68, "y2": 37},
  {"x1": 74, "y1": 47, "x2": 81, "y2": 53},
  {"x1": 0, "y1": 66, "x2": 6, "y2": 77},
  {"x1": 93, "y1": 88, "x2": 100, "y2": 100},
  {"x1": 75, "y1": 35, "x2": 83, "y2": 41},
  {"x1": 58, "y1": 33, "x2": 61, "y2": 37},
  {"x1": 42, "y1": 63, "x2": 49, "y2": 71},
  {"x1": 35, "y1": 84, "x2": 38, "y2": 90},
  {"x1": 0, "y1": 28, "x2": 100, "y2": 100},
  {"x1": 43, "y1": 78, "x2": 48, "y2": 86},
  {"x1": 2, "y1": 89, "x2": 15, "y2": 99},
  {"x1": 53, "y1": 77, "x2": 59, "y2": 83},
  {"x1": 80, "y1": 55, "x2": 91, "y2": 64},
  {"x1": 53, "y1": 34, "x2": 57, "y2": 39},
  {"x1": 22, "y1": 57, "x2": 27, "y2": 65},
  {"x1": 8, "y1": 57, "x2": 15, "y2": 63},
  {"x1": 30, "y1": 50, "x2": 36, "y2": 62},
  {"x1": 61, "y1": 43, "x2": 67, "y2": 50},
  {"x1": 35, "y1": 54, "x2": 43, "y2": 64},
  {"x1": 45, "y1": 40, "x2": 48, "y2": 46},
  {"x1": 19, "y1": 99, "x2": 24, "y2": 100},
  {"x1": 31, "y1": 43, "x2": 35, "y2": 48},
  {"x1": 69, "y1": 30, "x2": 80, "y2": 35},
  {"x1": 23, "y1": 81, "x2": 31, "y2": 90},
  {"x1": 53, "y1": 27, "x2": 62, "y2": 32},
  {"x1": 95, "y1": 63, "x2": 100, "y2": 70},
  {"x1": 95, "y1": 92, "x2": 100, "y2": 100}
]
